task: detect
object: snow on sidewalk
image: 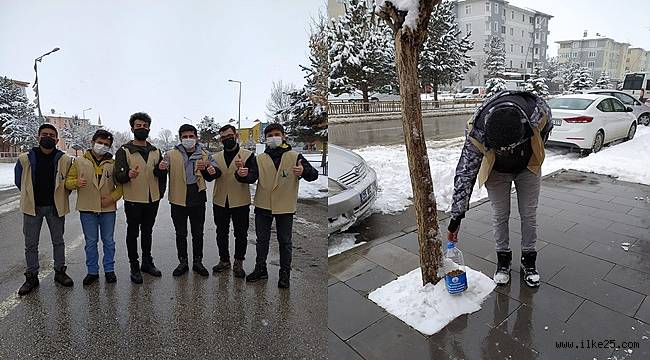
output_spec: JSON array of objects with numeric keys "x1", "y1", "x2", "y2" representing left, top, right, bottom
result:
[
  {"x1": 368, "y1": 266, "x2": 496, "y2": 336},
  {"x1": 0, "y1": 163, "x2": 15, "y2": 190},
  {"x1": 299, "y1": 174, "x2": 328, "y2": 199},
  {"x1": 355, "y1": 126, "x2": 650, "y2": 215},
  {"x1": 328, "y1": 232, "x2": 364, "y2": 257}
]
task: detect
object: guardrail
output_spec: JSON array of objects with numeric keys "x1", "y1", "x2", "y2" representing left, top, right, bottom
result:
[
  {"x1": 0, "y1": 152, "x2": 20, "y2": 158},
  {"x1": 328, "y1": 99, "x2": 483, "y2": 115}
]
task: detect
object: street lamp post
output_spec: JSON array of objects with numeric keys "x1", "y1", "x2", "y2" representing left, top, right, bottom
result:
[
  {"x1": 183, "y1": 116, "x2": 193, "y2": 124},
  {"x1": 82, "y1": 107, "x2": 92, "y2": 120},
  {"x1": 33, "y1": 47, "x2": 60, "y2": 119},
  {"x1": 228, "y1": 79, "x2": 242, "y2": 130}
]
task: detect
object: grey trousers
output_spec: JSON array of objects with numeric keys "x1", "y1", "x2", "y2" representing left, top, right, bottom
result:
[
  {"x1": 485, "y1": 169, "x2": 541, "y2": 252},
  {"x1": 23, "y1": 206, "x2": 66, "y2": 274}
]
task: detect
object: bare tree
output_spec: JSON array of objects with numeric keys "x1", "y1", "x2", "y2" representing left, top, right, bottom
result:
[
  {"x1": 377, "y1": 0, "x2": 443, "y2": 286},
  {"x1": 155, "y1": 128, "x2": 174, "y2": 151},
  {"x1": 266, "y1": 80, "x2": 296, "y2": 123},
  {"x1": 110, "y1": 130, "x2": 132, "y2": 149}
]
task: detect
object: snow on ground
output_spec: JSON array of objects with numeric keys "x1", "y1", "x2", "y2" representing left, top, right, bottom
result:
[
  {"x1": 355, "y1": 126, "x2": 650, "y2": 215},
  {"x1": 328, "y1": 232, "x2": 365, "y2": 257},
  {"x1": 0, "y1": 163, "x2": 15, "y2": 190},
  {"x1": 368, "y1": 266, "x2": 496, "y2": 335},
  {"x1": 299, "y1": 174, "x2": 328, "y2": 199}
]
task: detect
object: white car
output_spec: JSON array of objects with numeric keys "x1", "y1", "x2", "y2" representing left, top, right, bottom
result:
[
  {"x1": 547, "y1": 94, "x2": 637, "y2": 154},
  {"x1": 580, "y1": 89, "x2": 650, "y2": 126}
]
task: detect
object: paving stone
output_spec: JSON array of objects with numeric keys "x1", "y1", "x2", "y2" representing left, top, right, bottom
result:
[
  {"x1": 577, "y1": 197, "x2": 633, "y2": 213},
  {"x1": 537, "y1": 227, "x2": 592, "y2": 252},
  {"x1": 604, "y1": 265, "x2": 650, "y2": 296},
  {"x1": 551, "y1": 209, "x2": 611, "y2": 230},
  {"x1": 565, "y1": 223, "x2": 638, "y2": 246},
  {"x1": 634, "y1": 296, "x2": 650, "y2": 324},
  {"x1": 463, "y1": 252, "x2": 497, "y2": 278},
  {"x1": 360, "y1": 242, "x2": 419, "y2": 276},
  {"x1": 388, "y1": 232, "x2": 419, "y2": 255},
  {"x1": 628, "y1": 206, "x2": 650, "y2": 218},
  {"x1": 329, "y1": 275, "x2": 340, "y2": 287},
  {"x1": 589, "y1": 208, "x2": 650, "y2": 229},
  {"x1": 345, "y1": 266, "x2": 397, "y2": 296},
  {"x1": 539, "y1": 189, "x2": 585, "y2": 203},
  {"x1": 347, "y1": 315, "x2": 449, "y2": 360},
  {"x1": 328, "y1": 331, "x2": 364, "y2": 360},
  {"x1": 611, "y1": 196, "x2": 650, "y2": 209},
  {"x1": 537, "y1": 213, "x2": 578, "y2": 233},
  {"x1": 606, "y1": 221, "x2": 650, "y2": 241},
  {"x1": 328, "y1": 282, "x2": 386, "y2": 341},
  {"x1": 461, "y1": 218, "x2": 493, "y2": 238},
  {"x1": 582, "y1": 241, "x2": 650, "y2": 274},
  {"x1": 538, "y1": 197, "x2": 597, "y2": 216},
  {"x1": 329, "y1": 253, "x2": 377, "y2": 282},
  {"x1": 568, "y1": 188, "x2": 616, "y2": 202},
  {"x1": 548, "y1": 266, "x2": 643, "y2": 317}
]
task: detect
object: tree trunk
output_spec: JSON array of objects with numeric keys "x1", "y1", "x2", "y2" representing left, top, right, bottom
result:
[
  {"x1": 321, "y1": 141, "x2": 328, "y2": 175},
  {"x1": 394, "y1": 31, "x2": 443, "y2": 286},
  {"x1": 433, "y1": 80, "x2": 439, "y2": 106},
  {"x1": 361, "y1": 84, "x2": 370, "y2": 112}
]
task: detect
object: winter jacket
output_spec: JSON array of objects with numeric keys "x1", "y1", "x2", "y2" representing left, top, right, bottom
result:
[
  {"x1": 166, "y1": 143, "x2": 219, "y2": 207},
  {"x1": 114, "y1": 141, "x2": 167, "y2": 202},
  {"x1": 449, "y1": 91, "x2": 553, "y2": 220},
  {"x1": 65, "y1": 150, "x2": 123, "y2": 212},
  {"x1": 212, "y1": 145, "x2": 253, "y2": 208}
]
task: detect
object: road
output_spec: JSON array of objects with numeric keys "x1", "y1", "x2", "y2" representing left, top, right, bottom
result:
[{"x1": 0, "y1": 187, "x2": 327, "y2": 359}]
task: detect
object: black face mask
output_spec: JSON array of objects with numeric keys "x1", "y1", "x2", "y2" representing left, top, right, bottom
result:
[
  {"x1": 133, "y1": 128, "x2": 150, "y2": 141},
  {"x1": 222, "y1": 138, "x2": 237, "y2": 150},
  {"x1": 39, "y1": 137, "x2": 56, "y2": 150}
]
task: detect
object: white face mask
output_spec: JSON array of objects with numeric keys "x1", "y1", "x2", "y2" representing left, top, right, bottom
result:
[
  {"x1": 93, "y1": 143, "x2": 109, "y2": 156},
  {"x1": 181, "y1": 138, "x2": 196, "y2": 150},
  {"x1": 265, "y1": 136, "x2": 283, "y2": 149}
]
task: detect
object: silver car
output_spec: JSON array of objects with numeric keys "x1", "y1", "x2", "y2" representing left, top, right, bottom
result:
[
  {"x1": 581, "y1": 89, "x2": 650, "y2": 126},
  {"x1": 328, "y1": 145, "x2": 377, "y2": 234}
]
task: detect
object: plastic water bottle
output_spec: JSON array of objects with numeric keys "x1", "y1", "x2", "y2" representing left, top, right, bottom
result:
[{"x1": 444, "y1": 242, "x2": 468, "y2": 295}]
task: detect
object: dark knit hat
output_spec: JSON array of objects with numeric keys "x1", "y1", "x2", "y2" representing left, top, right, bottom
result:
[{"x1": 484, "y1": 102, "x2": 529, "y2": 149}]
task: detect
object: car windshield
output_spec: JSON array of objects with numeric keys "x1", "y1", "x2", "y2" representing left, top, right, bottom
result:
[
  {"x1": 547, "y1": 98, "x2": 594, "y2": 110},
  {"x1": 460, "y1": 88, "x2": 474, "y2": 93}
]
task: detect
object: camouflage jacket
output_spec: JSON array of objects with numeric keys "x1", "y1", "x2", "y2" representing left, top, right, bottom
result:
[{"x1": 449, "y1": 90, "x2": 553, "y2": 220}]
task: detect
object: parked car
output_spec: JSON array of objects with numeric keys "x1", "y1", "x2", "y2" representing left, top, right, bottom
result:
[
  {"x1": 328, "y1": 145, "x2": 377, "y2": 234},
  {"x1": 621, "y1": 72, "x2": 650, "y2": 100},
  {"x1": 579, "y1": 89, "x2": 650, "y2": 126},
  {"x1": 454, "y1": 86, "x2": 486, "y2": 99},
  {"x1": 547, "y1": 94, "x2": 637, "y2": 154}
]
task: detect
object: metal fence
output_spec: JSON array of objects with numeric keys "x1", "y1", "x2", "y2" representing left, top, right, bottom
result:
[
  {"x1": 0, "y1": 152, "x2": 20, "y2": 159},
  {"x1": 328, "y1": 99, "x2": 482, "y2": 115}
]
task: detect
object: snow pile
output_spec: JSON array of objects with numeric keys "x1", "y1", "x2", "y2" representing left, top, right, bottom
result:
[
  {"x1": 0, "y1": 163, "x2": 15, "y2": 190},
  {"x1": 328, "y1": 232, "x2": 364, "y2": 257},
  {"x1": 376, "y1": 0, "x2": 420, "y2": 31},
  {"x1": 299, "y1": 174, "x2": 328, "y2": 199},
  {"x1": 355, "y1": 138, "x2": 488, "y2": 214},
  {"x1": 368, "y1": 266, "x2": 496, "y2": 335}
]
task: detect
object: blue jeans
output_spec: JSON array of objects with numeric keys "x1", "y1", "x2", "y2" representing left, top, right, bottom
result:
[{"x1": 80, "y1": 212, "x2": 116, "y2": 274}]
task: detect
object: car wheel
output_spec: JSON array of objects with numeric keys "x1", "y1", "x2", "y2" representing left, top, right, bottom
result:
[
  {"x1": 591, "y1": 131, "x2": 604, "y2": 153},
  {"x1": 639, "y1": 113, "x2": 650, "y2": 126},
  {"x1": 626, "y1": 122, "x2": 637, "y2": 141}
]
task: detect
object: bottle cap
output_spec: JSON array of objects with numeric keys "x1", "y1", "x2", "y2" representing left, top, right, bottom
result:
[{"x1": 447, "y1": 242, "x2": 455, "y2": 249}]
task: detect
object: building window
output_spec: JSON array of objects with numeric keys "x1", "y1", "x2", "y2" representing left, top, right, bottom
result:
[
  {"x1": 494, "y1": 3, "x2": 498, "y2": 13},
  {"x1": 465, "y1": 5, "x2": 471, "y2": 15},
  {"x1": 494, "y1": 21, "x2": 498, "y2": 32},
  {"x1": 541, "y1": 33, "x2": 545, "y2": 41},
  {"x1": 501, "y1": 25, "x2": 506, "y2": 34},
  {"x1": 510, "y1": 60, "x2": 513, "y2": 68},
  {"x1": 534, "y1": 48, "x2": 539, "y2": 55},
  {"x1": 486, "y1": 2, "x2": 490, "y2": 12},
  {"x1": 527, "y1": 62, "x2": 533, "y2": 69},
  {"x1": 587, "y1": 61, "x2": 595, "y2": 67},
  {"x1": 529, "y1": 16, "x2": 534, "y2": 24},
  {"x1": 536, "y1": 17, "x2": 540, "y2": 24},
  {"x1": 589, "y1": 51, "x2": 596, "y2": 57},
  {"x1": 521, "y1": 30, "x2": 525, "y2": 37},
  {"x1": 511, "y1": 10, "x2": 515, "y2": 19},
  {"x1": 522, "y1": 14, "x2": 525, "y2": 22},
  {"x1": 521, "y1": 46, "x2": 524, "y2": 53},
  {"x1": 510, "y1": 27, "x2": 514, "y2": 36},
  {"x1": 535, "y1": 32, "x2": 539, "y2": 40},
  {"x1": 466, "y1": 23, "x2": 472, "y2": 33},
  {"x1": 520, "y1": 62, "x2": 524, "y2": 69},
  {"x1": 590, "y1": 40, "x2": 597, "y2": 48},
  {"x1": 573, "y1": 42, "x2": 579, "y2": 49},
  {"x1": 503, "y1": 8, "x2": 506, "y2": 16},
  {"x1": 572, "y1": 52, "x2": 578, "y2": 58},
  {"x1": 510, "y1": 44, "x2": 514, "y2": 52}
]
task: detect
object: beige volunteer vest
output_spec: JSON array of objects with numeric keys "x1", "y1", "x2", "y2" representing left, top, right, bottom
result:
[
  {"x1": 212, "y1": 148, "x2": 252, "y2": 208},
  {"x1": 468, "y1": 115, "x2": 548, "y2": 188},
  {"x1": 74, "y1": 156, "x2": 118, "y2": 212},
  {"x1": 122, "y1": 148, "x2": 161, "y2": 203},
  {"x1": 254, "y1": 150, "x2": 299, "y2": 214},
  {"x1": 18, "y1": 152, "x2": 72, "y2": 217},
  {"x1": 167, "y1": 148, "x2": 208, "y2": 207}
]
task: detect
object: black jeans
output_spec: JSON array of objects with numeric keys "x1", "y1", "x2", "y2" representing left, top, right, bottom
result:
[
  {"x1": 254, "y1": 212, "x2": 293, "y2": 271},
  {"x1": 124, "y1": 201, "x2": 160, "y2": 264},
  {"x1": 171, "y1": 203, "x2": 206, "y2": 262},
  {"x1": 213, "y1": 204, "x2": 249, "y2": 261}
]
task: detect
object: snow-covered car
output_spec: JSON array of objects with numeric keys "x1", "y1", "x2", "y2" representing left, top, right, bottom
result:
[
  {"x1": 579, "y1": 89, "x2": 650, "y2": 126},
  {"x1": 328, "y1": 145, "x2": 377, "y2": 234},
  {"x1": 547, "y1": 94, "x2": 637, "y2": 154}
]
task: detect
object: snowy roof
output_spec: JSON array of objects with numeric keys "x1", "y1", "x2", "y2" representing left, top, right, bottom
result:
[
  {"x1": 556, "y1": 37, "x2": 631, "y2": 46},
  {"x1": 8, "y1": 79, "x2": 30, "y2": 87}
]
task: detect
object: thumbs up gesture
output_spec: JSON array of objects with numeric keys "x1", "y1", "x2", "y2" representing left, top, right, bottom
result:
[
  {"x1": 237, "y1": 166, "x2": 249, "y2": 178},
  {"x1": 159, "y1": 158, "x2": 169, "y2": 171},
  {"x1": 293, "y1": 159, "x2": 304, "y2": 177},
  {"x1": 196, "y1": 159, "x2": 207, "y2": 171},
  {"x1": 207, "y1": 165, "x2": 216, "y2": 175},
  {"x1": 129, "y1": 165, "x2": 140, "y2": 179},
  {"x1": 77, "y1": 173, "x2": 88, "y2": 188},
  {"x1": 234, "y1": 154, "x2": 244, "y2": 169}
]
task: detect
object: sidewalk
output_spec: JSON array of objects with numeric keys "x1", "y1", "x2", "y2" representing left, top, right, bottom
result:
[{"x1": 329, "y1": 169, "x2": 650, "y2": 359}]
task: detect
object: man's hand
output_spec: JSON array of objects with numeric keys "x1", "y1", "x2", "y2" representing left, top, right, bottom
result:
[
  {"x1": 234, "y1": 154, "x2": 244, "y2": 169},
  {"x1": 196, "y1": 159, "x2": 207, "y2": 171},
  {"x1": 128, "y1": 165, "x2": 140, "y2": 179},
  {"x1": 77, "y1": 174, "x2": 88, "y2": 188},
  {"x1": 101, "y1": 195, "x2": 114, "y2": 208},
  {"x1": 293, "y1": 159, "x2": 304, "y2": 177},
  {"x1": 158, "y1": 159, "x2": 169, "y2": 171},
  {"x1": 237, "y1": 166, "x2": 248, "y2": 178},
  {"x1": 207, "y1": 165, "x2": 216, "y2": 175},
  {"x1": 447, "y1": 218, "x2": 462, "y2": 243}
]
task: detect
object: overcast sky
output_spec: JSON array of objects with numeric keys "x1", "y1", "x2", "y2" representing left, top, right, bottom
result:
[
  {"x1": 0, "y1": 0, "x2": 323, "y2": 135},
  {"x1": 510, "y1": 0, "x2": 650, "y2": 56}
]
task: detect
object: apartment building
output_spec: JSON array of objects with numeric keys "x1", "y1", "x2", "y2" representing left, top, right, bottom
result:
[
  {"x1": 556, "y1": 32, "x2": 630, "y2": 82},
  {"x1": 625, "y1": 47, "x2": 650, "y2": 73}
]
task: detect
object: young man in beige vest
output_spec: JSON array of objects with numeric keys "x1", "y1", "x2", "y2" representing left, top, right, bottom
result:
[
  {"x1": 164, "y1": 124, "x2": 219, "y2": 277},
  {"x1": 448, "y1": 91, "x2": 553, "y2": 288},
  {"x1": 14, "y1": 124, "x2": 74, "y2": 295},
  {"x1": 236, "y1": 123, "x2": 319, "y2": 288},
  {"x1": 211, "y1": 124, "x2": 254, "y2": 279},
  {"x1": 65, "y1": 129, "x2": 122, "y2": 285},
  {"x1": 114, "y1": 112, "x2": 167, "y2": 284}
]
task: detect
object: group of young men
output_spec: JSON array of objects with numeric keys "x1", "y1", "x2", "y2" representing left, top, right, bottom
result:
[{"x1": 14, "y1": 112, "x2": 319, "y2": 296}]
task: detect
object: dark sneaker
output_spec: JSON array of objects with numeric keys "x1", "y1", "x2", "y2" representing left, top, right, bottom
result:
[
  {"x1": 54, "y1": 266, "x2": 74, "y2": 287},
  {"x1": 212, "y1": 260, "x2": 231, "y2": 273},
  {"x1": 233, "y1": 259, "x2": 246, "y2": 279},
  {"x1": 246, "y1": 265, "x2": 268, "y2": 283},
  {"x1": 494, "y1": 251, "x2": 512, "y2": 286},
  {"x1": 83, "y1": 274, "x2": 99, "y2": 286},
  {"x1": 105, "y1": 272, "x2": 117, "y2": 283},
  {"x1": 18, "y1": 272, "x2": 39, "y2": 296},
  {"x1": 173, "y1": 262, "x2": 189, "y2": 277},
  {"x1": 278, "y1": 269, "x2": 290, "y2": 289},
  {"x1": 192, "y1": 262, "x2": 209, "y2": 277},
  {"x1": 141, "y1": 259, "x2": 162, "y2": 277},
  {"x1": 130, "y1": 262, "x2": 143, "y2": 284},
  {"x1": 521, "y1": 251, "x2": 540, "y2": 288}
]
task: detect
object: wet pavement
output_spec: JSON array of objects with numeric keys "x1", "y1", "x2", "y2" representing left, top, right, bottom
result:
[
  {"x1": 0, "y1": 188, "x2": 327, "y2": 359},
  {"x1": 328, "y1": 170, "x2": 650, "y2": 359}
]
